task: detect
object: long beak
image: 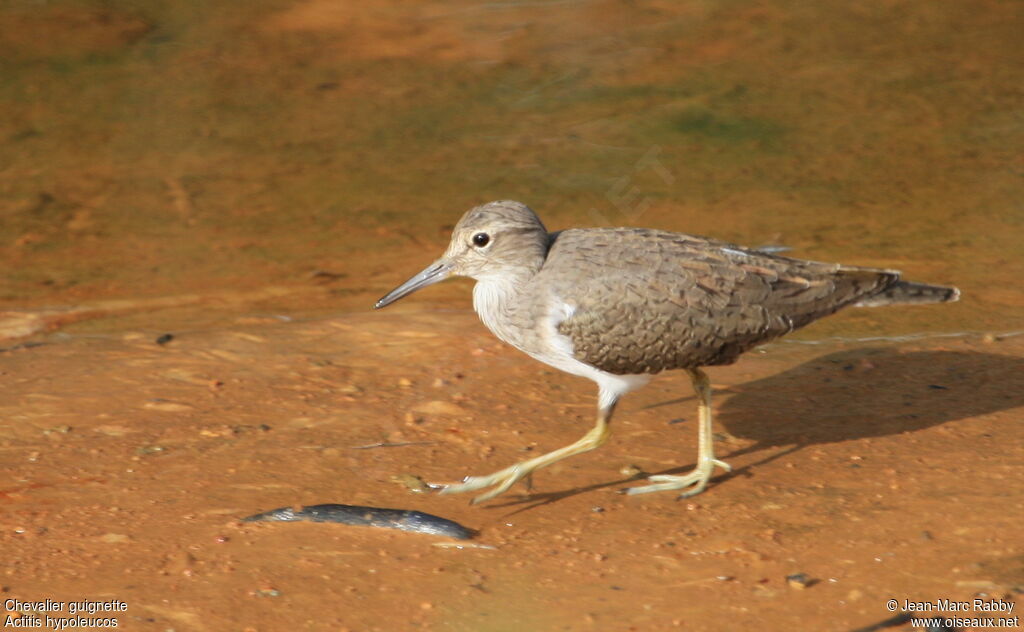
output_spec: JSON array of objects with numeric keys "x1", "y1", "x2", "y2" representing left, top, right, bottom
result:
[{"x1": 374, "y1": 258, "x2": 454, "y2": 309}]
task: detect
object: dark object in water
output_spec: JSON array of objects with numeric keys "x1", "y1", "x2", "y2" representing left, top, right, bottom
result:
[
  {"x1": 849, "y1": 612, "x2": 959, "y2": 632},
  {"x1": 241, "y1": 503, "x2": 473, "y2": 540},
  {"x1": 849, "y1": 613, "x2": 912, "y2": 632}
]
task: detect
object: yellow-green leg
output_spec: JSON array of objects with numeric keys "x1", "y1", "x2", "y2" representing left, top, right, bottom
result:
[
  {"x1": 439, "y1": 400, "x2": 616, "y2": 505},
  {"x1": 626, "y1": 368, "x2": 731, "y2": 498}
]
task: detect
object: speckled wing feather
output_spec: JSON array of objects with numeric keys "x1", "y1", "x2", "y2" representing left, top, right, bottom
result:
[{"x1": 547, "y1": 228, "x2": 899, "y2": 375}]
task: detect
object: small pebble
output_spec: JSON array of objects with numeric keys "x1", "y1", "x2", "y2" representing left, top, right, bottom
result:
[
  {"x1": 619, "y1": 464, "x2": 642, "y2": 477},
  {"x1": 155, "y1": 333, "x2": 174, "y2": 345},
  {"x1": 389, "y1": 473, "x2": 432, "y2": 494},
  {"x1": 786, "y1": 573, "x2": 812, "y2": 589}
]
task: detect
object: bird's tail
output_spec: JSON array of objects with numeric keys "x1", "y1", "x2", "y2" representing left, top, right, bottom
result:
[{"x1": 855, "y1": 281, "x2": 960, "y2": 307}]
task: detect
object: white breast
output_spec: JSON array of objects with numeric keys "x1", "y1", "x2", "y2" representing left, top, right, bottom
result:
[{"x1": 541, "y1": 296, "x2": 650, "y2": 406}]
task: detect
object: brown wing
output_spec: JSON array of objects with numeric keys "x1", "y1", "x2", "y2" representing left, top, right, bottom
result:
[{"x1": 547, "y1": 228, "x2": 898, "y2": 375}]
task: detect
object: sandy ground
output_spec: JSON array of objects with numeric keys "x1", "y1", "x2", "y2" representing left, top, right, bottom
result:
[{"x1": 1, "y1": 308, "x2": 1022, "y2": 631}]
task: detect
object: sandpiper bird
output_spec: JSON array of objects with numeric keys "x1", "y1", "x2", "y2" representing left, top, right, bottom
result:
[{"x1": 374, "y1": 201, "x2": 959, "y2": 504}]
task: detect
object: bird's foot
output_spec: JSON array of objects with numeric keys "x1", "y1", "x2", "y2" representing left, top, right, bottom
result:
[
  {"x1": 624, "y1": 458, "x2": 732, "y2": 498},
  {"x1": 436, "y1": 462, "x2": 532, "y2": 505}
]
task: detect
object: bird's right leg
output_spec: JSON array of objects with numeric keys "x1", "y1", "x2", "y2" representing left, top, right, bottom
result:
[{"x1": 625, "y1": 368, "x2": 731, "y2": 498}]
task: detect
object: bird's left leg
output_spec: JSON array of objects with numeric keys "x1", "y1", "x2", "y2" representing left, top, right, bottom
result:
[
  {"x1": 438, "y1": 396, "x2": 618, "y2": 505},
  {"x1": 626, "y1": 367, "x2": 731, "y2": 498}
]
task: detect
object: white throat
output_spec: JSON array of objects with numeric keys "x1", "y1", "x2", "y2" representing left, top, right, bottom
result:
[{"x1": 471, "y1": 276, "x2": 521, "y2": 345}]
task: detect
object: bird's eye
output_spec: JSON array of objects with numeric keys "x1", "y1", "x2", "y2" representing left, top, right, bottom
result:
[{"x1": 472, "y1": 232, "x2": 490, "y2": 248}]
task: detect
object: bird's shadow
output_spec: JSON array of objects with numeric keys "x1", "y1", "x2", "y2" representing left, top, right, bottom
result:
[
  {"x1": 717, "y1": 348, "x2": 1024, "y2": 454},
  {"x1": 488, "y1": 349, "x2": 1024, "y2": 513}
]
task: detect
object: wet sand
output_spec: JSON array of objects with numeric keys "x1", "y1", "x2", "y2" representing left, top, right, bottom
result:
[{"x1": 2, "y1": 312, "x2": 1022, "y2": 630}]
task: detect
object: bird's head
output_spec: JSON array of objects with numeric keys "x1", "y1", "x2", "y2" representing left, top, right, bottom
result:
[{"x1": 374, "y1": 200, "x2": 549, "y2": 309}]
